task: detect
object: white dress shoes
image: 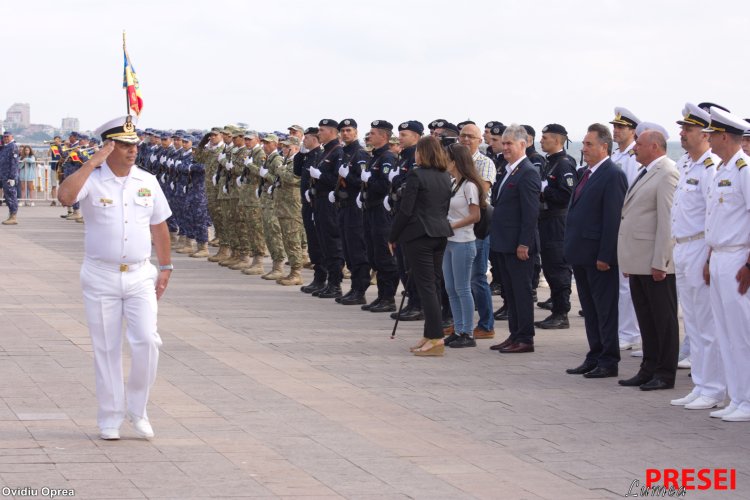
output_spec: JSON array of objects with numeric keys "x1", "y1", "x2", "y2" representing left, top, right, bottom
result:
[
  {"x1": 722, "y1": 407, "x2": 750, "y2": 422},
  {"x1": 99, "y1": 428, "x2": 120, "y2": 440},
  {"x1": 619, "y1": 342, "x2": 639, "y2": 351},
  {"x1": 670, "y1": 392, "x2": 700, "y2": 406},
  {"x1": 128, "y1": 413, "x2": 155, "y2": 438},
  {"x1": 684, "y1": 396, "x2": 721, "y2": 410},
  {"x1": 677, "y1": 357, "x2": 692, "y2": 369},
  {"x1": 710, "y1": 403, "x2": 738, "y2": 419},
  {"x1": 630, "y1": 350, "x2": 643, "y2": 358}
]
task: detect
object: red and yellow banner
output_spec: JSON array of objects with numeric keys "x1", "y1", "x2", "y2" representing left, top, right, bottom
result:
[{"x1": 122, "y1": 35, "x2": 143, "y2": 116}]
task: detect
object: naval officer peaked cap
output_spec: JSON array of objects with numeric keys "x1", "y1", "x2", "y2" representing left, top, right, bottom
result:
[
  {"x1": 703, "y1": 107, "x2": 750, "y2": 136},
  {"x1": 609, "y1": 107, "x2": 641, "y2": 128},
  {"x1": 676, "y1": 103, "x2": 711, "y2": 129},
  {"x1": 95, "y1": 116, "x2": 140, "y2": 144}
]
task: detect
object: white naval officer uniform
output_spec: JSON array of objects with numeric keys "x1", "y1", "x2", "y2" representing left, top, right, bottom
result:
[
  {"x1": 705, "y1": 149, "x2": 750, "y2": 415},
  {"x1": 672, "y1": 149, "x2": 724, "y2": 401},
  {"x1": 77, "y1": 161, "x2": 171, "y2": 430},
  {"x1": 611, "y1": 141, "x2": 642, "y2": 347}
]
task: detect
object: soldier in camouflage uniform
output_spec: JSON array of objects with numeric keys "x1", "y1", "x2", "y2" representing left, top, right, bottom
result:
[
  {"x1": 197, "y1": 128, "x2": 228, "y2": 262},
  {"x1": 221, "y1": 129, "x2": 249, "y2": 268},
  {"x1": 238, "y1": 130, "x2": 267, "y2": 275},
  {"x1": 225, "y1": 132, "x2": 254, "y2": 271},
  {"x1": 215, "y1": 127, "x2": 240, "y2": 265},
  {"x1": 274, "y1": 137, "x2": 304, "y2": 285},
  {"x1": 257, "y1": 134, "x2": 287, "y2": 280}
]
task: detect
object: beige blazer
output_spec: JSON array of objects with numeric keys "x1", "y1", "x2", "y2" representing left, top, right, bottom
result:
[{"x1": 617, "y1": 156, "x2": 679, "y2": 274}]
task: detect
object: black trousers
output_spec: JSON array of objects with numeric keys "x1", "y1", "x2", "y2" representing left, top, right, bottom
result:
[
  {"x1": 364, "y1": 205, "x2": 398, "y2": 299},
  {"x1": 338, "y1": 204, "x2": 370, "y2": 292},
  {"x1": 403, "y1": 236, "x2": 447, "y2": 340},
  {"x1": 572, "y1": 264, "x2": 620, "y2": 369},
  {"x1": 497, "y1": 252, "x2": 535, "y2": 344},
  {"x1": 629, "y1": 274, "x2": 679, "y2": 382},
  {"x1": 395, "y1": 245, "x2": 421, "y2": 309},
  {"x1": 313, "y1": 198, "x2": 344, "y2": 285},
  {"x1": 539, "y1": 216, "x2": 572, "y2": 314},
  {"x1": 302, "y1": 202, "x2": 326, "y2": 282}
]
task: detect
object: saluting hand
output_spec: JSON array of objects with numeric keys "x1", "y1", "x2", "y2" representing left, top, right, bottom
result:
[{"x1": 89, "y1": 140, "x2": 115, "y2": 167}]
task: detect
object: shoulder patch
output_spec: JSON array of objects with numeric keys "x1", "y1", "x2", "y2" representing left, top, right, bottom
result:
[
  {"x1": 736, "y1": 158, "x2": 747, "y2": 170},
  {"x1": 627, "y1": 149, "x2": 635, "y2": 157},
  {"x1": 704, "y1": 157, "x2": 714, "y2": 168},
  {"x1": 566, "y1": 177, "x2": 575, "y2": 187}
]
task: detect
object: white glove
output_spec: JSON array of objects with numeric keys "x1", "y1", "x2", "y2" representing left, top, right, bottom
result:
[
  {"x1": 309, "y1": 166, "x2": 321, "y2": 179},
  {"x1": 267, "y1": 185, "x2": 273, "y2": 194},
  {"x1": 338, "y1": 164, "x2": 349, "y2": 178},
  {"x1": 175, "y1": 160, "x2": 182, "y2": 167},
  {"x1": 160, "y1": 155, "x2": 166, "y2": 163},
  {"x1": 218, "y1": 152, "x2": 226, "y2": 162},
  {"x1": 7, "y1": 179, "x2": 16, "y2": 187},
  {"x1": 541, "y1": 180, "x2": 549, "y2": 190},
  {"x1": 170, "y1": 182, "x2": 175, "y2": 190},
  {"x1": 150, "y1": 154, "x2": 157, "y2": 163},
  {"x1": 259, "y1": 166, "x2": 268, "y2": 177},
  {"x1": 212, "y1": 173, "x2": 218, "y2": 186},
  {"x1": 255, "y1": 187, "x2": 260, "y2": 198},
  {"x1": 222, "y1": 185, "x2": 228, "y2": 194},
  {"x1": 167, "y1": 159, "x2": 174, "y2": 167},
  {"x1": 388, "y1": 169, "x2": 399, "y2": 183},
  {"x1": 187, "y1": 164, "x2": 191, "y2": 173},
  {"x1": 383, "y1": 197, "x2": 391, "y2": 212},
  {"x1": 360, "y1": 170, "x2": 372, "y2": 183},
  {"x1": 160, "y1": 174, "x2": 167, "y2": 183},
  {"x1": 328, "y1": 191, "x2": 336, "y2": 204},
  {"x1": 226, "y1": 161, "x2": 233, "y2": 171},
  {"x1": 182, "y1": 186, "x2": 187, "y2": 194},
  {"x1": 305, "y1": 189, "x2": 311, "y2": 203},
  {"x1": 236, "y1": 176, "x2": 242, "y2": 187},
  {"x1": 356, "y1": 192, "x2": 363, "y2": 209},
  {"x1": 243, "y1": 156, "x2": 252, "y2": 165}
]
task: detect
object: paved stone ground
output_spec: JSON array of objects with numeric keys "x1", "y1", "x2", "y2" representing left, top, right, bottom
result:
[{"x1": 0, "y1": 207, "x2": 748, "y2": 499}]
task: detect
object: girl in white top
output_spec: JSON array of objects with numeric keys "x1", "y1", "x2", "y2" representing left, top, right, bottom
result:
[{"x1": 442, "y1": 143, "x2": 485, "y2": 348}]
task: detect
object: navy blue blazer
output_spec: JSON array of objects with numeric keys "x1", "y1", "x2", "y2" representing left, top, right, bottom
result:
[
  {"x1": 490, "y1": 158, "x2": 541, "y2": 254},
  {"x1": 563, "y1": 158, "x2": 627, "y2": 266}
]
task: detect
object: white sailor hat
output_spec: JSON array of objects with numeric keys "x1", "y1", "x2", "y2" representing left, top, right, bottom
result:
[
  {"x1": 676, "y1": 103, "x2": 711, "y2": 129},
  {"x1": 744, "y1": 119, "x2": 750, "y2": 138},
  {"x1": 635, "y1": 122, "x2": 670, "y2": 141},
  {"x1": 95, "y1": 115, "x2": 139, "y2": 144},
  {"x1": 703, "y1": 107, "x2": 750, "y2": 136},
  {"x1": 609, "y1": 107, "x2": 641, "y2": 128}
]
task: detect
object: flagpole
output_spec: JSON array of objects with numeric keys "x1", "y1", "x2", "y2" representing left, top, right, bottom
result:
[{"x1": 123, "y1": 30, "x2": 130, "y2": 117}]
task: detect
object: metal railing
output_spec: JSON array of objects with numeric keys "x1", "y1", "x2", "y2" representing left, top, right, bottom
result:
[{"x1": 1, "y1": 160, "x2": 58, "y2": 203}]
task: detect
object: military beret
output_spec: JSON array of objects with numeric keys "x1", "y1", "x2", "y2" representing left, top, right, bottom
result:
[
  {"x1": 262, "y1": 133, "x2": 279, "y2": 143},
  {"x1": 371, "y1": 120, "x2": 393, "y2": 131},
  {"x1": 440, "y1": 122, "x2": 459, "y2": 134},
  {"x1": 398, "y1": 120, "x2": 424, "y2": 135},
  {"x1": 338, "y1": 118, "x2": 357, "y2": 130},
  {"x1": 490, "y1": 125, "x2": 506, "y2": 136},
  {"x1": 428, "y1": 119, "x2": 448, "y2": 131},
  {"x1": 304, "y1": 127, "x2": 319, "y2": 135},
  {"x1": 485, "y1": 121, "x2": 504, "y2": 129},
  {"x1": 319, "y1": 119, "x2": 339, "y2": 129},
  {"x1": 457, "y1": 120, "x2": 476, "y2": 130},
  {"x1": 522, "y1": 125, "x2": 536, "y2": 137},
  {"x1": 282, "y1": 136, "x2": 301, "y2": 146},
  {"x1": 542, "y1": 123, "x2": 568, "y2": 136}
]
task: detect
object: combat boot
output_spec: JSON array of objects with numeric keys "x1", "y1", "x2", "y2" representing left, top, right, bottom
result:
[
  {"x1": 2, "y1": 213, "x2": 18, "y2": 225},
  {"x1": 242, "y1": 255, "x2": 265, "y2": 275},
  {"x1": 177, "y1": 238, "x2": 196, "y2": 254},
  {"x1": 173, "y1": 235, "x2": 186, "y2": 252},
  {"x1": 208, "y1": 245, "x2": 230, "y2": 262},
  {"x1": 209, "y1": 237, "x2": 220, "y2": 247},
  {"x1": 190, "y1": 242, "x2": 210, "y2": 258},
  {"x1": 219, "y1": 249, "x2": 240, "y2": 267},
  {"x1": 229, "y1": 253, "x2": 252, "y2": 270},
  {"x1": 169, "y1": 232, "x2": 179, "y2": 246},
  {"x1": 66, "y1": 210, "x2": 82, "y2": 221},
  {"x1": 261, "y1": 260, "x2": 285, "y2": 280},
  {"x1": 277, "y1": 266, "x2": 303, "y2": 286}
]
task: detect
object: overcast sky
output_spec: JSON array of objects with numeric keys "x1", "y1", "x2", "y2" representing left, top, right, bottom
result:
[{"x1": 2, "y1": 0, "x2": 748, "y2": 139}]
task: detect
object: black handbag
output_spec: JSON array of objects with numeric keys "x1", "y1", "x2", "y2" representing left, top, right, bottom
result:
[{"x1": 473, "y1": 202, "x2": 493, "y2": 239}]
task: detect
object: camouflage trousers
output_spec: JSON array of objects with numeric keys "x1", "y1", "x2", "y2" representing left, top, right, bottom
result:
[
  {"x1": 235, "y1": 204, "x2": 265, "y2": 256},
  {"x1": 220, "y1": 198, "x2": 237, "y2": 250},
  {"x1": 299, "y1": 224, "x2": 307, "y2": 251},
  {"x1": 261, "y1": 196, "x2": 285, "y2": 262},
  {"x1": 278, "y1": 216, "x2": 304, "y2": 268},
  {"x1": 205, "y1": 183, "x2": 223, "y2": 241}
]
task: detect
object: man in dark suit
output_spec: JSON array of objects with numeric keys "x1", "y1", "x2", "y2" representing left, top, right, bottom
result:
[
  {"x1": 488, "y1": 124, "x2": 540, "y2": 353},
  {"x1": 563, "y1": 123, "x2": 628, "y2": 377}
]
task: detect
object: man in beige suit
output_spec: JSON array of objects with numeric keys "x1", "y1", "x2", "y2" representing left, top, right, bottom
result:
[{"x1": 617, "y1": 127, "x2": 680, "y2": 391}]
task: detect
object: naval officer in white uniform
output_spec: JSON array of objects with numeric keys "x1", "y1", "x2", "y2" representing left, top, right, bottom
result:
[{"x1": 58, "y1": 116, "x2": 173, "y2": 440}]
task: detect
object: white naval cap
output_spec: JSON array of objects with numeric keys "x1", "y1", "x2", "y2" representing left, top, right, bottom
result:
[
  {"x1": 676, "y1": 102, "x2": 711, "y2": 129},
  {"x1": 635, "y1": 122, "x2": 670, "y2": 141},
  {"x1": 744, "y1": 118, "x2": 750, "y2": 138},
  {"x1": 609, "y1": 107, "x2": 641, "y2": 128},
  {"x1": 95, "y1": 115, "x2": 139, "y2": 144},
  {"x1": 703, "y1": 107, "x2": 750, "y2": 136}
]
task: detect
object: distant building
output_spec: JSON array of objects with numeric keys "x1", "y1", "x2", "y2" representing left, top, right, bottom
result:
[
  {"x1": 61, "y1": 117, "x2": 79, "y2": 133},
  {"x1": 5, "y1": 103, "x2": 31, "y2": 129}
]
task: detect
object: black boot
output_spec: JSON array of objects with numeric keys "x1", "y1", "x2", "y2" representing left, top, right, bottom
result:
[
  {"x1": 493, "y1": 304, "x2": 508, "y2": 320},
  {"x1": 362, "y1": 298, "x2": 382, "y2": 311},
  {"x1": 336, "y1": 289, "x2": 355, "y2": 303},
  {"x1": 535, "y1": 313, "x2": 570, "y2": 329},
  {"x1": 536, "y1": 297, "x2": 553, "y2": 310},
  {"x1": 370, "y1": 297, "x2": 396, "y2": 313},
  {"x1": 318, "y1": 284, "x2": 343, "y2": 299},
  {"x1": 341, "y1": 290, "x2": 366, "y2": 305},
  {"x1": 301, "y1": 279, "x2": 326, "y2": 294},
  {"x1": 399, "y1": 308, "x2": 424, "y2": 321},
  {"x1": 390, "y1": 304, "x2": 413, "y2": 320}
]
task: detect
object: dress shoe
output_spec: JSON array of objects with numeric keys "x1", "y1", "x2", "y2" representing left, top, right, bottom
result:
[
  {"x1": 685, "y1": 396, "x2": 721, "y2": 410},
  {"x1": 370, "y1": 298, "x2": 396, "y2": 313},
  {"x1": 336, "y1": 289, "x2": 354, "y2": 303},
  {"x1": 583, "y1": 366, "x2": 618, "y2": 378},
  {"x1": 398, "y1": 308, "x2": 424, "y2": 321},
  {"x1": 340, "y1": 290, "x2": 366, "y2": 305},
  {"x1": 677, "y1": 356, "x2": 692, "y2": 369},
  {"x1": 99, "y1": 428, "x2": 120, "y2": 440},
  {"x1": 535, "y1": 313, "x2": 569, "y2": 329},
  {"x1": 318, "y1": 285, "x2": 343, "y2": 299},
  {"x1": 710, "y1": 403, "x2": 738, "y2": 418},
  {"x1": 578, "y1": 309, "x2": 584, "y2": 317},
  {"x1": 391, "y1": 304, "x2": 412, "y2": 319},
  {"x1": 413, "y1": 339, "x2": 444, "y2": 357},
  {"x1": 128, "y1": 413, "x2": 154, "y2": 439},
  {"x1": 443, "y1": 333, "x2": 461, "y2": 346},
  {"x1": 536, "y1": 298, "x2": 553, "y2": 310},
  {"x1": 473, "y1": 326, "x2": 495, "y2": 339},
  {"x1": 532, "y1": 290, "x2": 538, "y2": 303},
  {"x1": 361, "y1": 298, "x2": 382, "y2": 311},
  {"x1": 499, "y1": 342, "x2": 534, "y2": 353},
  {"x1": 301, "y1": 280, "x2": 326, "y2": 294},
  {"x1": 722, "y1": 408, "x2": 750, "y2": 422},
  {"x1": 493, "y1": 305, "x2": 508, "y2": 320},
  {"x1": 490, "y1": 282, "x2": 503, "y2": 296},
  {"x1": 448, "y1": 334, "x2": 476, "y2": 348},
  {"x1": 639, "y1": 377, "x2": 674, "y2": 391},
  {"x1": 490, "y1": 336, "x2": 514, "y2": 351},
  {"x1": 619, "y1": 341, "x2": 640, "y2": 351},
  {"x1": 630, "y1": 350, "x2": 643, "y2": 357},
  {"x1": 618, "y1": 373, "x2": 652, "y2": 387},
  {"x1": 566, "y1": 362, "x2": 596, "y2": 375},
  {"x1": 670, "y1": 391, "x2": 700, "y2": 406}
]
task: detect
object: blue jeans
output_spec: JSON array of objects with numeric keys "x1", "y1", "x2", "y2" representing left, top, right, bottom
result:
[
  {"x1": 443, "y1": 241, "x2": 476, "y2": 336},
  {"x1": 472, "y1": 235, "x2": 495, "y2": 331}
]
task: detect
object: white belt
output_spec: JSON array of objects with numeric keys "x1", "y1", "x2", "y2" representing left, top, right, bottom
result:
[
  {"x1": 711, "y1": 245, "x2": 750, "y2": 253},
  {"x1": 674, "y1": 231, "x2": 704, "y2": 244},
  {"x1": 85, "y1": 257, "x2": 150, "y2": 272}
]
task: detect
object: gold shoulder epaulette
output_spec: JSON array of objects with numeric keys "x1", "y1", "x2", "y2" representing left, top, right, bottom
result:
[
  {"x1": 703, "y1": 157, "x2": 714, "y2": 168},
  {"x1": 737, "y1": 158, "x2": 747, "y2": 170}
]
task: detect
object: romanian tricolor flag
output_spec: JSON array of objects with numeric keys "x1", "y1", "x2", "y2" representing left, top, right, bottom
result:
[{"x1": 122, "y1": 34, "x2": 143, "y2": 117}]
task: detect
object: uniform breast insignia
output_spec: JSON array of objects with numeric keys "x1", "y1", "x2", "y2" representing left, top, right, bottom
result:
[
  {"x1": 718, "y1": 180, "x2": 732, "y2": 187},
  {"x1": 99, "y1": 197, "x2": 114, "y2": 206},
  {"x1": 703, "y1": 158, "x2": 715, "y2": 168},
  {"x1": 736, "y1": 158, "x2": 747, "y2": 170},
  {"x1": 686, "y1": 178, "x2": 699, "y2": 186},
  {"x1": 628, "y1": 149, "x2": 635, "y2": 156},
  {"x1": 137, "y1": 188, "x2": 152, "y2": 197}
]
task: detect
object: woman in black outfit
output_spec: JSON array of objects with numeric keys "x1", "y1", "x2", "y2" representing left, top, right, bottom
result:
[{"x1": 388, "y1": 136, "x2": 453, "y2": 356}]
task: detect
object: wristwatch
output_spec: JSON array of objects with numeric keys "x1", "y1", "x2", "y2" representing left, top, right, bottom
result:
[{"x1": 158, "y1": 264, "x2": 174, "y2": 271}]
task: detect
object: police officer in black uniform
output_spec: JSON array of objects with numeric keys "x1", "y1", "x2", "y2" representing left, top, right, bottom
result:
[
  {"x1": 484, "y1": 121, "x2": 508, "y2": 299},
  {"x1": 334, "y1": 119, "x2": 371, "y2": 305},
  {"x1": 534, "y1": 123, "x2": 576, "y2": 329},
  {"x1": 388, "y1": 120, "x2": 424, "y2": 321},
  {"x1": 296, "y1": 127, "x2": 327, "y2": 294},
  {"x1": 522, "y1": 125, "x2": 546, "y2": 304},
  {"x1": 359, "y1": 120, "x2": 399, "y2": 313}
]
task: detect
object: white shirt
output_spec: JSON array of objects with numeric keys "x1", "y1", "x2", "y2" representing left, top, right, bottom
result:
[
  {"x1": 448, "y1": 180, "x2": 479, "y2": 243},
  {"x1": 611, "y1": 141, "x2": 641, "y2": 185},
  {"x1": 586, "y1": 156, "x2": 609, "y2": 178},
  {"x1": 705, "y1": 149, "x2": 750, "y2": 249},
  {"x1": 499, "y1": 156, "x2": 526, "y2": 190},
  {"x1": 77, "y1": 163, "x2": 172, "y2": 264},
  {"x1": 671, "y1": 149, "x2": 718, "y2": 239}
]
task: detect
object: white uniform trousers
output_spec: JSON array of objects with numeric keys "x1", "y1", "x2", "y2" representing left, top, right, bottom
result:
[
  {"x1": 674, "y1": 240, "x2": 725, "y2": 400},
  {"x1": 618, "y1": 274, "x2": 641, "y2": 344},
  {"x1": 709, "y1": 248, "x2": 750, "y2": 412},
  {"x1": 80, "y1": 259, "x2": 162, "y2": 429}
]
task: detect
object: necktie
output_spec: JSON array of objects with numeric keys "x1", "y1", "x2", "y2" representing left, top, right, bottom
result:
[
  {"x1": 628, "y1": 168, "x2": 647, "y2": 194},
  {"x1": 573, "y1": 168, "x2": 591, "y2": 202}
]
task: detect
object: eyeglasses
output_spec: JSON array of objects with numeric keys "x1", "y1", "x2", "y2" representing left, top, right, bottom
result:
[{"x1": 458, "y1": 134, "x2": 480, "y2": 140}]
